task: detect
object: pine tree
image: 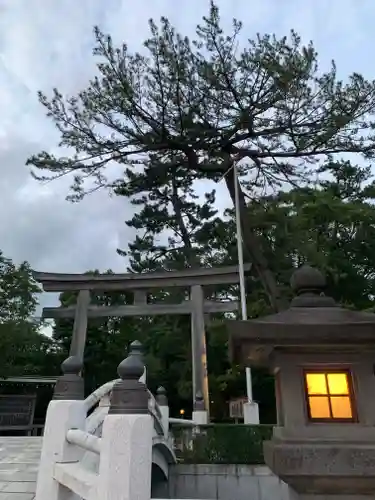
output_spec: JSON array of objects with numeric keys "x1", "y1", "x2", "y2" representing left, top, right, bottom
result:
[
  {"x1": 117, "y1": 152, "x2": 218, "y2": 271},
  {"x1": 27, "y1": 2, "x2": 375, "y2": 312}
]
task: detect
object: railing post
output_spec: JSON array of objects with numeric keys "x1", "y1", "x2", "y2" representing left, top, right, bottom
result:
[
  {"x1": 156, "y1": 386, "x2": 169, "y2": 438},
  {"x1": 96, "y1": 340, "x2": 153, "y2": 500},
  {"x1": 53, "y1": 355, "x2": 85, "y2": 401},
  {"x1": 35, "y1": 357, "x2": 86, "y2": 500}
]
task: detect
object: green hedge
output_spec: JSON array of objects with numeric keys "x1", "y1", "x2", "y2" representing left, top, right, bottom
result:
[{"x1": 171, "y1": 424, "x2": 273, "y2": 464}]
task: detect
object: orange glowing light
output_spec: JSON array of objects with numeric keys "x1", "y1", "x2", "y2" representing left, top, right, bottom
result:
[{"x1": 305, "y1": 372, "x2": 353, "y2": 420}]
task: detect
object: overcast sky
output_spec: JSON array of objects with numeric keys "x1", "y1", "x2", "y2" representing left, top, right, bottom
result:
[{"x1": 0, "y1": 0, "x2": 374, "y2": 311}]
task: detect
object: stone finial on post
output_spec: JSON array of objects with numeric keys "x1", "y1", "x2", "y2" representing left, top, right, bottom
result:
[
  {"x1": 156, "y1": 386, "x2": 168, "y2": 406},
  {"x1": 131, "y1": 339, "x2": 147, "y2": 383},
  {"x1": 130, "y1": 338, "x2": 143, "y2": 357},
  {"x1": 109, "y1": 340, "x2": 148, "y2": 414},
  {"x1": 156, "y1": 386, "x2": 169, "y2": 437},
  {"x1": 53, "y1": 355, "x2": 84, "y2": 400},
  {"x1": 97, "y1": 340, "x2": 153, "y2": 500},
  {"x1": 192, "y1": 390, "x2": 208, "y2": 425}
]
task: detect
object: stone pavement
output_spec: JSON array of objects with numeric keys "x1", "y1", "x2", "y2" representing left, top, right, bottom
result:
[{"x1": 0, "y1": 437, "x2": 42, "y2": 500}]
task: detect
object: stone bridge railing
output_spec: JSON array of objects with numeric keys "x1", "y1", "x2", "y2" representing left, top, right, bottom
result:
[
  {"x1": 34, "y1": 341, "x2": 166, "y2": 500},
  {"x1": 84, "y1": 378, "x2": 166, "y2": 437}
]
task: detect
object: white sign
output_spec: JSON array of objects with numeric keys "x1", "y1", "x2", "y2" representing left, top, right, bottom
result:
[{"x1": 229, "y1": 397, "x2": 247, "y2": 419}]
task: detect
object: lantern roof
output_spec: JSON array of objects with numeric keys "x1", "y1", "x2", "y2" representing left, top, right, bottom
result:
[{"x1": 228, "y1": 264, "x2": 375, "y2": 365}]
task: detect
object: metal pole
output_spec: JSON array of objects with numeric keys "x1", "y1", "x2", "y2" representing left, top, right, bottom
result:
[{"x1": 233, "y1": 163, "x2": 253, "y2": 402}]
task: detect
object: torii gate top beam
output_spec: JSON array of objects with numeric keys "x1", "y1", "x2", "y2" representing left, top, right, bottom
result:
[{"x1": 33, "y1": 264, "x2": 251, "y2": 292}]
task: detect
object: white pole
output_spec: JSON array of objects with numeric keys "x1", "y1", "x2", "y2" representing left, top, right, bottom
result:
[{"x1": 233, "y1": 163, "x2": 253, "y2": 402}]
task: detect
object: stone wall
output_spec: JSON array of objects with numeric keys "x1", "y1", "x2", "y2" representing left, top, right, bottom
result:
[
  {"x1": 164, "y1": 465, "x2": 375, "y2": 500},
  {"x1": 166, "y1": 464, "x2": 291, "y2": 500}
]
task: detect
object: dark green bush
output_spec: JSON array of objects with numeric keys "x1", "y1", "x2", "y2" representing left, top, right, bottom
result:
[{"x1": 171, "y1": 424, "x2": 273, "y2": 464}]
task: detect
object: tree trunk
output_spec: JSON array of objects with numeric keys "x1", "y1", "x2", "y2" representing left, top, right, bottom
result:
[
  {"x1": 171, "y1": 177, "x2": 199, "y2": 268},
  {"x1": 225, "y1": 171, "x2": 287, "y2": 312}
]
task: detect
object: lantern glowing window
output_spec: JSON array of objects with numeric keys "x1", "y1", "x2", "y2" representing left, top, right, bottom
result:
[{"x1": 304, "y1": 371, "x2": 354, "y2": 421}]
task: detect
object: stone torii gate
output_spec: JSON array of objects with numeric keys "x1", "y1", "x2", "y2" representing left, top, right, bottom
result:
[{"x1": 33, "y1": 264, "x2": 250, "y2": 414}]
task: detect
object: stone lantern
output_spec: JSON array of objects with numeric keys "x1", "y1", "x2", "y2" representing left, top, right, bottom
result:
[{"x1": 228, "y1": 264, "x2": 375, "y2": 497}]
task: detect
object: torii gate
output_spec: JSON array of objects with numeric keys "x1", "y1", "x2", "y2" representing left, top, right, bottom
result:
[{"x1": 33, "y1": 264, "x2": 250, "y2": 414}]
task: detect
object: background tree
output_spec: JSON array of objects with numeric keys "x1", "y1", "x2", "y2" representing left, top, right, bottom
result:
[
  {"x1": 117, "y1": 152, "x2": 218, "y2": 271},
  {"x1": 0, "y1": 251, "x2": 39, "y2": 323},
  {"x1": 28, "y1": 2, "x2": 375, "y2": 311},
  {"x1": 0, "y1": 321, "x2": 57, "y2": 379},
  {"x1": 243, "y1": 159, "x2": 375, "y2": 313},
  {"x1": 0, "y1": 251, "x2": 58, "y2": 378}
]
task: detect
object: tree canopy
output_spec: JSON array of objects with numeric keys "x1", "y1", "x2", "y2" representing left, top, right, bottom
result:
[
  {"x1": 27, "y1": 2, "x2": 375, "y2": 310},
  {"x1": 0, "y1": 252, "x2": 39, "y2": 323},
  {"x1": 0, "y1": 252, "x2": 58, "y2": 378}
]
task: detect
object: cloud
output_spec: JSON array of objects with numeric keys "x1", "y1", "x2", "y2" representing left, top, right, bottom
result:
[
  {"x1": 0, "y1": 133, "x2": 132, "y2": 271},
  {"x1": 0, "y1": 0, "x2": 136, "y2": 274},
  {"x1": 0, "y1": 0, "x2": 374, "y2": 317},
  {"x1": 0, "y1": 134, "x2": 133, "y2": 320}
]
